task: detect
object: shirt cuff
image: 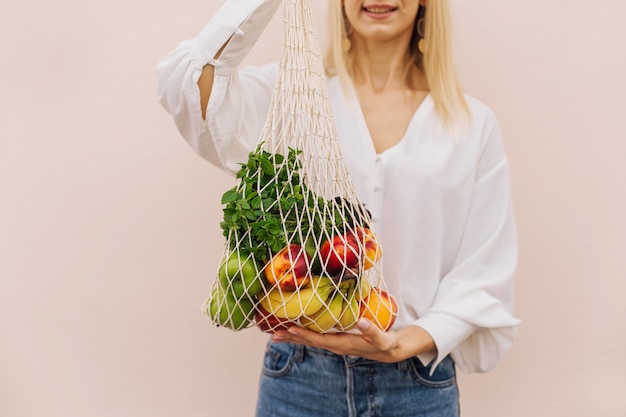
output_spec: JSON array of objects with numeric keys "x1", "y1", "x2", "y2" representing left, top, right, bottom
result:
[
  {"x1": 192, "y1": 0, "x2": 281, "y2": 74},
  {"x1": 411, "y1": 312, "x2": 477, "y2": 372}
]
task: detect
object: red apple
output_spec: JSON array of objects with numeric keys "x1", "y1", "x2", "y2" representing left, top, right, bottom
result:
[
  {"x1": 255, "y1": 305, "x2": 292, "y2": 334},
  {"x1": 320, "y1": 233, "x2": 362, "y2": 275}
]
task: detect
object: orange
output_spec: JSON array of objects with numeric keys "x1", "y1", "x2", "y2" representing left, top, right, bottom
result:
[{"x1": 359, "y1": 287, "x2": 398, "y2": 331}]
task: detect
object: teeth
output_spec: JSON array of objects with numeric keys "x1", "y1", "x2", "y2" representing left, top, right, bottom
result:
[{"x1": 365, "y1": 7, "x2": 394, "y2": 14}]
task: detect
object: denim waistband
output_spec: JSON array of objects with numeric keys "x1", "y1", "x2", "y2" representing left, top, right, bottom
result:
[{"x1": 298, "y1": 343, "x2": 416, "y2": 370}]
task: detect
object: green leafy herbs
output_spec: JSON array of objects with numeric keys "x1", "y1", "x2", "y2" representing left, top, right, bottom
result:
[{"x1": 220, "y1": 145, "x2": 343, "y2": 261}]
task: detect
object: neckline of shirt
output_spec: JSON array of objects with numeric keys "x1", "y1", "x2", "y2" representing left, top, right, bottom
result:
[{"x1": 338, "y1": 79, "x2": 434, "y2": 159}]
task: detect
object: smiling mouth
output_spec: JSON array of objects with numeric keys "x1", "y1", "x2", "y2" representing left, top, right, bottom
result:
[{"x1": 362, "y1": 6, "x2": 398, "y2": 14}]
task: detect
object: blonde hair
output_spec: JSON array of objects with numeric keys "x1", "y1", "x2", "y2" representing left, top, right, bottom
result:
[{"x1": 324, "y1": 0, "x2": 471, "y2": 130}]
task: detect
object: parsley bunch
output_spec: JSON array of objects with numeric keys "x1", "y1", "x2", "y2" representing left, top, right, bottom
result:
[{"x1": 220, "y1": 145, "x2": 341, "y2": 262}]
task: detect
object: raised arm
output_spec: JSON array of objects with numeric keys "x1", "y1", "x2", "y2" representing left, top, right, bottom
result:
[{"x1": 156, "y1": 0, "x2": 282, "y2": 172}]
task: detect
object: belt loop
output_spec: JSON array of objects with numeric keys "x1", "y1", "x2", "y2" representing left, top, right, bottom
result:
[
  {"x1": 293, "y1": 343, "x2": 305, "y2": 363},
  {"x1": 397, "y1": 358, "x2": 410, "y2": 371}
]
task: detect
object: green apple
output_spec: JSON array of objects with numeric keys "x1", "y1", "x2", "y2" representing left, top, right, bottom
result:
[
  {"x1": 208, "y1": 287, "x2": 221, "y2": 321},
  {"x1": 218, "y1": 251, "x2": 263, "y2": 298},
  {"x1": 208, "y1": 287, "x2": 254, "y2": 331}
]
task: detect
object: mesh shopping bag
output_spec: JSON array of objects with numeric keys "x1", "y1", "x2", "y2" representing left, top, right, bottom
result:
[{"x1": 202, "y1": 0, "x2": 398, "y2": 333}]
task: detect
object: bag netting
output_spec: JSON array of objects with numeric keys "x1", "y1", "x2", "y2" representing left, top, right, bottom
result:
[{"x1": 202, "y1": 0, "x2": 397, "y2": 333}]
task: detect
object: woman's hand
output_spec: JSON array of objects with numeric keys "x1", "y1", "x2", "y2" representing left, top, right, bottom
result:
[{"x1": 271, "y1": 319, "x2": 437, "y2": 363}]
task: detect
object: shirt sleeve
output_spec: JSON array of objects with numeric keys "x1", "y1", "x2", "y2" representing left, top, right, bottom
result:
[
  {"x1": 156, "y1": 0, "x2": 282, "y2": 174},
  {"x1": 412, "y1": 111, "x2": 521, "y2": 373}
]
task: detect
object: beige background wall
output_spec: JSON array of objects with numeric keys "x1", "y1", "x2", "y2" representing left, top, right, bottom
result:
[{"x1": 1, "y1": 0, "x2": 625, "y2": 416}]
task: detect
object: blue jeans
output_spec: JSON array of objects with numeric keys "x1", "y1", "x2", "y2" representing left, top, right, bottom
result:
[{"x1": 255, "y1": 341, "x2": 459, "y2": 417}]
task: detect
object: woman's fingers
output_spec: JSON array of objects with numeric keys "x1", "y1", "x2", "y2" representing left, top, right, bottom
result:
[
  {"x1": 356, "y1": 318, "x2": 396, "y2": 352},
  {"x1": 269, "y1": 322, "x2": 401, "y2": 362}
]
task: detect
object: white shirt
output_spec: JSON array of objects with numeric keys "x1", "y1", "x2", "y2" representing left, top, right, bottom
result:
[{"x1": 156, "y1": 0, "x2": 520, "y2": 373}]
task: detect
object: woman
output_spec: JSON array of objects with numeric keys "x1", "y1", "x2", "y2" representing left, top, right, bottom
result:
[{"x1": 157, "y1": 1, "x2": 520, "y2": 415}]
